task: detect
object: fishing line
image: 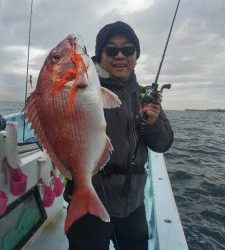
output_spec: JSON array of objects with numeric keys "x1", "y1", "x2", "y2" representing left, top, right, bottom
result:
[
  {"x1": 22, "y1": 0, "x2": 34, "y2": 141},
  {"x1": 153, "y1": 0, "x2": 182, "y2": 249},
  {"x1": 98, "y1": 171, "x2": 120, "y2": 250}
]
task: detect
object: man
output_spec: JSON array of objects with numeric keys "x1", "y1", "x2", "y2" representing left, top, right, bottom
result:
[{"x1": 65, "y1": 21, "x2": 173, "y2": 250}]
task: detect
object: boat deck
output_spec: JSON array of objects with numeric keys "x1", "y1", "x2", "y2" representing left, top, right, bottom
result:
[
  {"x1": 22, "y1": 207, "x2": 116, "y2": 250},
  {"x1": 22, "y1": 209, "x2": 69, "y2": 250}
]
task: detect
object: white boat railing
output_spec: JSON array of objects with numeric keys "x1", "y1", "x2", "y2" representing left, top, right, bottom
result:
[{"x1": 147, "y1": 150, "x2": 189, "y2": 250}]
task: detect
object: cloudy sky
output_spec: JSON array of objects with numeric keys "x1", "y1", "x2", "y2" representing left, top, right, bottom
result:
[{"x1": 0, "y1": 0, "x2": 225, "y2": 110}]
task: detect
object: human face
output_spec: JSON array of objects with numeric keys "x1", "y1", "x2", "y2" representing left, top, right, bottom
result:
[{"x1": 100, "y1": 35, "x2": 137, "y2": 82}]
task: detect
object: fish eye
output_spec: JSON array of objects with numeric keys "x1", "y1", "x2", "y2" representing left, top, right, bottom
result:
[
  {"x1": 50, "y1": 53, "x2": 62, "y2": 63},
  {"x1": 49, "y1": 49, "x2": 64, "y2": 63}
]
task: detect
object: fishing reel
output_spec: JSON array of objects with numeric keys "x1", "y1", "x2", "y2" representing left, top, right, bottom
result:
[{"x1": 139, "y1": 83, "x2": 171, "y2": 105}]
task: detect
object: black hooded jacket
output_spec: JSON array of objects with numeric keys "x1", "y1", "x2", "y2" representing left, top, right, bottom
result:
[{"x1": 99, "y1": 69, "x2": 173, "y2": 169}]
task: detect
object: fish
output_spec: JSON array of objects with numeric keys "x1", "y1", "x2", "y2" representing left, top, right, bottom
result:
[{"x1": 25, "y1": 34, "x2": 121, "y2": 232}]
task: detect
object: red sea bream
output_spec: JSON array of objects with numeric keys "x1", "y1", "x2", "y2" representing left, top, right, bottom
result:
[{"x1": 25, "y1": 35, "x2": 121, "y2": 232}]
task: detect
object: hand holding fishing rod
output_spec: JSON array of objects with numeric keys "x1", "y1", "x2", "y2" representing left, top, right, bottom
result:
[
  {"x1": 139, "y1": 83, "x2": 171, "y2": 105},
  {"x1": 139, "y1": 83, "x2": 171, "y2": 125},
  {"x1": 139, "y1": 0, "x2": 181, "y2": 123}
]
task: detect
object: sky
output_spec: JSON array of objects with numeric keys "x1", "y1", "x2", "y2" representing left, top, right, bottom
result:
[{"x1": 0, "y1": 0, "x2": 225, "y2": 110}]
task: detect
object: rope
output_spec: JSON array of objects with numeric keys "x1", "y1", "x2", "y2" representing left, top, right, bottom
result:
[{"x1": 23, "y1": 0, "x2": 34, "y2": 141}]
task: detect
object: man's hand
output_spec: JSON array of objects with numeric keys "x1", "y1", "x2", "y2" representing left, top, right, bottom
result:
[{"x1": 139, "y1": 104, "x2": 160, "y2": 125}]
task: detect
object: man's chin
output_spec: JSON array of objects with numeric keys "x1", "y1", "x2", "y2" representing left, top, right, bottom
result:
[
  {"x1": 114, "y1": 75, "x2": 129, "y2": 82},
  {"x1": 112, "y1": 72, "x2": 129, "y2": 81}
]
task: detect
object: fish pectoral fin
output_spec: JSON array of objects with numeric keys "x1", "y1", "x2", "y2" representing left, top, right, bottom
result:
[
  {"x1": 64, "y1": 186, "x2": 110, "y2": 233},
  {"x1": 100, "y1": 87, "x2": 121, "y2": 109},
  {"x1": 94, "y1": 136, "x2": 113, "y2": 173}
]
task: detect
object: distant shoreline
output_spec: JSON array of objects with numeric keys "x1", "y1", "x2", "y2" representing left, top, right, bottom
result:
[{"x1": 185, "y1": 109, "x2": 225, "y2": 112}]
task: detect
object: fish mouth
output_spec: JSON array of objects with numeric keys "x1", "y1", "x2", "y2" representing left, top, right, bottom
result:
[{"x1": 50, "y1": 44, "x2": 88, "y2": 112}]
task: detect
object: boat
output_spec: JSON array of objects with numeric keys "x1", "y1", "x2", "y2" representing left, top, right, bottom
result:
[{"x1": 0, "y1": 112, "x2": 188, "y2": 250}]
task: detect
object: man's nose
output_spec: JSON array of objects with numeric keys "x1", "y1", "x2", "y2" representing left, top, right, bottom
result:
[{"x1": 115, "y1": 50, "x2": 125, "y2": 58}]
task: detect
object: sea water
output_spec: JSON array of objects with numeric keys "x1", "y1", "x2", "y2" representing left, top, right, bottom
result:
[{"x1": 165, "y1": 110, "x2": 225, "y2": 250}]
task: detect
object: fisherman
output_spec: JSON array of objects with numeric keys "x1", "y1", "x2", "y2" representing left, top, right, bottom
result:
[{"x1": 64, "y1": 21, "x2": 174, "y2": 250}]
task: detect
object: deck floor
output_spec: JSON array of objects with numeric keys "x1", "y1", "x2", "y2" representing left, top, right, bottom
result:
[
  {"x1": 17, "y1": 177, "x2": 152, "y2": 250},
  {"x1": 21, "y1": 185, "x2": 153, "y2": 250},
  {"x1": 23, "y1": 208, "x2": 116, "y2": 250},
  {"x1": 23, "y1": 209, "x2": 69, "y2": 250}
]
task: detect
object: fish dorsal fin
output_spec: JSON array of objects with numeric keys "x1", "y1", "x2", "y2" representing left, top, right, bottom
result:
[
  {"x1": 100, "y1": 87, "x2": 121, "y2": 109},
  {"x1": 94, "y1": 136, "x2": 113, "y2": 174}
]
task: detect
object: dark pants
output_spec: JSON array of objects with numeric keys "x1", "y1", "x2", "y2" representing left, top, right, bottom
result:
[{"x1": 66, "y1": 203, "x2": 149, "y2": 250}]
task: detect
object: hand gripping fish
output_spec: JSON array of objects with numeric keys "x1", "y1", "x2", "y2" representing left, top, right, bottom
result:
[{"x1": 25, "y1": 35, "x2": 121, "y2": 232}]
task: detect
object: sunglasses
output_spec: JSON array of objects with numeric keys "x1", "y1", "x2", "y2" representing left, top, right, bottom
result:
[{"x1": 104, "y1": 46, "x2": 136, "y2": 57}]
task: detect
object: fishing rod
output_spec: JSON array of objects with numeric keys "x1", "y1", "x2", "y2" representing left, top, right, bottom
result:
[
  {"x1": 22, "y1": 0, "x2": 34, "y2": 141},
  {"x1": 99, "y1": 2, "x2": 182, "y2": 249},
  {"x1": 139, "y1": 0, "x2": 181, "y2": 106}
]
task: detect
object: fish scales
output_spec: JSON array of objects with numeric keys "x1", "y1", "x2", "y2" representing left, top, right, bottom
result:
[{"x1": 25, "y1": 34, "x2": 121, "y2": 232}]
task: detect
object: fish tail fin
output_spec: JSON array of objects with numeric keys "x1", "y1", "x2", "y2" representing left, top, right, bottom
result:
[{"x1": 64, "y1": 185, "x2": 110, "y2": 233}]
